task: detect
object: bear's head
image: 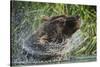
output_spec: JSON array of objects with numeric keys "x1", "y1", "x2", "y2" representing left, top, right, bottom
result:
[
  {"x1": 42, "y1": 15, "x2": 80, "y2": 38},
  {"x1": 39, "y1": 15, "x2": 81, "y2": 44}
]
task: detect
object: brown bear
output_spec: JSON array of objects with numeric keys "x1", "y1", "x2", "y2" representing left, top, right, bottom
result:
[
  {"x1": 37, "y1": 15, "x2": 80, "y2": 44},
  {"x1": 23, "y1": 15, "x2": 80, "y2": 61}
]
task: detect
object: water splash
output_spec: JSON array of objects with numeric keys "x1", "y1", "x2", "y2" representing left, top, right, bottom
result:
[
  {"x1": 66, "y1": 30, "x2": 88, "y2": 52},
  {"x1": 11, "y1": 10, "x2": 87, "y2": 65}
]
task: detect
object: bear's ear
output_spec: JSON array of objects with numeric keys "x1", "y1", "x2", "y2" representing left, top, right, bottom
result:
[{"x1": 42, "y1": 16, "x2": 50, "y2": 22}]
